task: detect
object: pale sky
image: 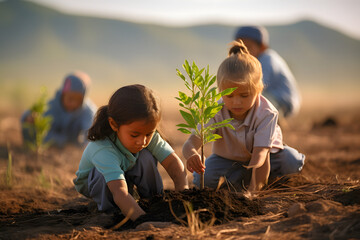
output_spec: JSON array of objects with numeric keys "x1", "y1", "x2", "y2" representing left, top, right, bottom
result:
[{"x1": 29, "y1": 0, "x2": 360, "y2": 39}]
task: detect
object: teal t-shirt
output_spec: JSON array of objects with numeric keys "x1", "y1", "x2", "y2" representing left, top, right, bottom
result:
[{"x1": 73, "y1": 131, "x2": 173, "y2": 197}]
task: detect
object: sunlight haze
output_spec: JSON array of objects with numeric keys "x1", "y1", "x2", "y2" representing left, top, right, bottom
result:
[{"x1": 28, "y1": 0, "x2": 360, "y2": 39}]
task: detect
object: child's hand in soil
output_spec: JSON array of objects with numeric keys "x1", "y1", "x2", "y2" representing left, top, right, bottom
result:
[{"x1": 186, "y1": 153, "x2": 205, "y2": 174}]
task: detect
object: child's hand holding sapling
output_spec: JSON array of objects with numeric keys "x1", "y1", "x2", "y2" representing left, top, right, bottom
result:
[{"x1": 176, "y1": 60, "x2": 236, "y2": 189}]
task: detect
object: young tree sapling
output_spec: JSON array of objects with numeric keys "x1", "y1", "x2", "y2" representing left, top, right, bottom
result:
[{"x1": 176, "y1": 60, "x2": 236, "y2": 189}]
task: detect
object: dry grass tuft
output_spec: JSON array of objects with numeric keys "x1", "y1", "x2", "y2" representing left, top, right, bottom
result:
[{"x1": 169, "y1": 200, "x2": 216, "y2": 236}]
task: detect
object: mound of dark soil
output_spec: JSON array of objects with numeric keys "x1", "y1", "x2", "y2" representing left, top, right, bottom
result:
[
  {"x1": 113, "y1": 187, "x2": 263, "y2": 230},
  {"x1": 332, "y1": 187, "x2": 360, "y2": 206}
]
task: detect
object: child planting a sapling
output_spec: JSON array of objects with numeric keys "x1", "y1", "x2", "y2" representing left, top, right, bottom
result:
[
  {"x1": 74, "y1": 84, "x2": 188, "y2": 221},
  {"x1": 21, "y1": 71, "x2": 97, "y2": 149},
  {"x1": 182, "y1": 41, "x2": 305, "y2": 193},
  {"x1": 176, "y1": 60, "x2": 236, "y2": 190}
]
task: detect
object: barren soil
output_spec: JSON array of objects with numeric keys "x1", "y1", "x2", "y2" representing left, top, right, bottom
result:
[{"x1": 0, "y1": 105, "x2": 360, "y2": 240}]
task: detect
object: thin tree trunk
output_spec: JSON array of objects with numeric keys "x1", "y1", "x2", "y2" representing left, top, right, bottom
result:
[{"x1": 200, "y1": 145, "x2": 204, "y2": 189}]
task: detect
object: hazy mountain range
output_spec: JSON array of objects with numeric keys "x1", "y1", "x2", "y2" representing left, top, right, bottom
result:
[{"x1": 1, "y1": 0, "x2": 359, "y2": 96}]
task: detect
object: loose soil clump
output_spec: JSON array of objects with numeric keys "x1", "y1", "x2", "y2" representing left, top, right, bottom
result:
[
  {"x1": 113, "y1": 187, "x2": 263, "y2": 230},
  {"x1": 332, "y1": 187, "x2": 360, "y2": 206}
]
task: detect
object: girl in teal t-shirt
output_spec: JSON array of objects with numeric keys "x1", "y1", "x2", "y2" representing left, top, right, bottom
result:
[{"x1": 73, "y1": 84, "x2": 188, "y2": 221}]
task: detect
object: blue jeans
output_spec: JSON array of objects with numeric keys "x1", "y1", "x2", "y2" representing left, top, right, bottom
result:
[
  {"x1": 87, "y1": 149, "x2": 164, "y2": 211},
  {"x1": 193, "y1": 145, "x2": 305, "y2": 191}
]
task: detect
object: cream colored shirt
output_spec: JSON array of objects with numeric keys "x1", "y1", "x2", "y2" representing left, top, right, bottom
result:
[{"x1": 207, "y1": 95, "x2": 283, "y2": 162}]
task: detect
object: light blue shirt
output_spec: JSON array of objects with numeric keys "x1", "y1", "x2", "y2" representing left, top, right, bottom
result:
[
  {"x1": 73, "y1": 131, "x2": 173, "y2": 197},
  {"x1": 259, "y1": 49, "x2": 301, "y2": 117}
]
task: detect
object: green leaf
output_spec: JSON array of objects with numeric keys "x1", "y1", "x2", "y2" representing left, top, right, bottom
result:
[
  {"x1": 203, "y1": 104, "x2": 220, "y2": 119},
  {"x1": 208, "y1": 123, "x2": 235, "y2": 131},
  {"x1": 192, "y1": 61, "x2": 199, "y2": 74},
  {"x1": 176, "y1": 123, "x2": 191, "y2": 128},
  {"x1": 198, "y1": 96, "x2": 205, "y2": 109},
  {"x1": 178, "y1": 91, "x2": 191, "y2": 105},
  {"x1": 222, "y1": 124, "x2": 235, "y2": 130},
  {"x1": 205, "y1": 133, "x2": 222, "y2": 143},
  {"x1": 205, "y1": 87, "x2": 217, "y2": 98},
  {"x1": 180, "y1": 110, "x2": 196, "y2": 128},
  {"x1": 220, "y1": 87, "x2": 237, "y2": 96},
  {"x1": 209, "y1": 106, "x2": 222, "y2": 118},
  {"x1": 194, "y1": 100, "x2": 200, "y2": 108},
  {"x1": 178, "y1": 91, "x2": 187, "y2": 100},
  {"x1": 194, "y1": 68, "x2": 205, "y2": 80},
  {"x1": 190, "y1": 108, "x2": 200, "y2": 124},
  {"x1": 206, "y1": 120, "x2": 235, "y2": 131},
  {"x1": 208, "y1": 75, "x2": 216, "y2": 87},
  {"x1": 183, "y1": 60, "x2": 192, "y2": 77},
  {"x1": 185, "y1": 81, "x2": 191, "y2": 91},
  {"x1": 193, "y1": 75, "x2": 203, "y2": 87},
  {"x1": 177, "y1": 128, "x2": 192, "y2": 134},
  {"x1": 193, "y1": 91, "x2": 200, "y2": 102},
  {"x1": 203, "y1": 106, "x2": 213, "y2": 118},
  {"x1": 176, "y1": 69, "x2": 186, "y2": 81},
  {"x1": 218, "y1": 118, "x2": 234, "y2": 124}
]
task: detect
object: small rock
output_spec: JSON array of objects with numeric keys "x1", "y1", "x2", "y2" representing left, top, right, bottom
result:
[
  {"x1": 321, "y1": 117, "x2": 337, "y2": 127},
  {"x1": 306, "y1": 200, "x2": 341, "y2": 213},
  {"x1": 135, "y1": 221, "x2": 174, "y2": 231},
  {"x1": 7, "y1": 208, "x2": 16, "y2": 215},
  {"x1": 287, "y1": 202, "x2": 306, "y2": 217},
  {"x1": 313, "y1": 116, "x2": 338, "y2": 129},
  {"x1": 306, "y1": 201, "x2": 328, "y2": 213}
]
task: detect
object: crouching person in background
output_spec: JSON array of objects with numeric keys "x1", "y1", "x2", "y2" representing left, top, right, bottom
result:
[{"x1": 21, "y1": 71, "x2": 97, "y2": 148}]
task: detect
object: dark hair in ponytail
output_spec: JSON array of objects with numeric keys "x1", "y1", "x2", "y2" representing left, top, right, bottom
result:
[
  {"x1": 87, "y1": 84, "x2": 161, "y2": 141},
  {"x1": 87, "y1": 106, "x2": 111, "y2": 141}
]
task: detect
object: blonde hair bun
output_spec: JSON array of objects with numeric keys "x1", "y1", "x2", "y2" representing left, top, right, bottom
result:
[{"x1": 228, "y1": 40, "x2": 250, "y2": 56}]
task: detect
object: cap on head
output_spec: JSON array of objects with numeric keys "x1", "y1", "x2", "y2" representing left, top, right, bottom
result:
[
  {"x1": 62, "y1": 74, "x2": 87, "y2": 95},
  {"x1": 234, "y1": 26, "x2": 269, "y2": 46}
]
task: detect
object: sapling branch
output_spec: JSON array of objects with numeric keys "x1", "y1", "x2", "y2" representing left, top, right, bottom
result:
[
  {"x1": 176, "y1": 60, "x2": 236, "y2": 190},
  {"x1": 22, "y1": 87, "x2": 53, "y2": 156}
]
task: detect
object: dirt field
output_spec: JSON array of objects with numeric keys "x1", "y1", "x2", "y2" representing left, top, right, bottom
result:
[{"x1": 0, "y1": 103, "x2": 360, "y2": 240}]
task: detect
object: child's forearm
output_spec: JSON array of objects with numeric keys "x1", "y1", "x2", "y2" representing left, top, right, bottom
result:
[
  {"x1": 173, "y1": 171, "x2": 188, "y2": 191},
  {"x1": 107, "y1": 180, "x2": 145, "y2": 221},
  {"x1": 161, "y1": 153, "x2": 189, "y2": 191},
  {"x1": 182, "y1": 135, "x2": 202, "y2": 160},
  {"x1": 114, "y1": 192, "x2": 145, "y2": 221},
  {"x1": 248, "y1": 147, "x2": 270, "y2": 191},
  {"x1": 247, "y1": 147, "x2": 270, "y2": 169}
]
